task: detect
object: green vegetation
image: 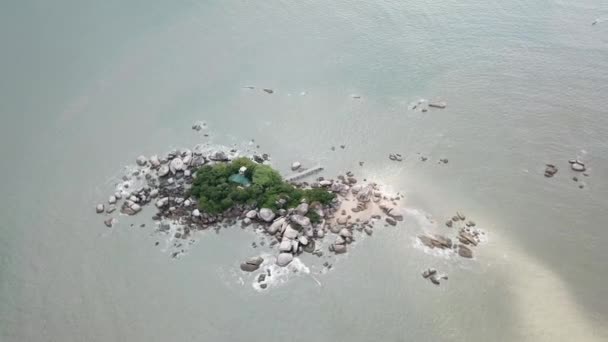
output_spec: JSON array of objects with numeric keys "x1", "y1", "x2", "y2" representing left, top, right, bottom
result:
[{"x1": 189, "y1": 157, "x2": 335, "y2": 214}]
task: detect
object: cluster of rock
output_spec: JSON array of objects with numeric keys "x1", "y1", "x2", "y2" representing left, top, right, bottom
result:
[
  {"x1": 545, "y1": 159, "x2": 589, "y2": 178},
  {"x1": 237, "y1": 174, "x2": 404, "y2": 270},
  {"x1": 421, "y1": 268, "x2": 448, "y2": 285},
  {"x1": 544, "y1": 159, "x2": 590, "y2": 189},
  {"x1": 569, "y1": 159, "x2": 586, "y2": 172},
  {"x1": 411, "y1": 99, "x2": 447, "y2": 112},
  {"x1": 388, "y1": 153, "x2": 403, "y2": 162},
  {"x1": 418, "y1": 211, "x2": 484, "y2": 259},
  {"x1": 544, "y1": 164, "x2": 558, "y2": 177},
  {"x1": 96, "y1": 146, "x2": 406, "y2": 277}
]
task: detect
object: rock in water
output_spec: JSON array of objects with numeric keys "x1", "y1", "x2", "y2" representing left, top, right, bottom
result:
[
  {"x1": 155, "y1": 197, "x2": 169, "y2": 208},
  {"x1": 258, "y1": 208, "x2": 275, "y2": 222},
  {"x1": 429, "y1": 101, "x2": 447, "y2": 109},
  {"x1": 333, "y1": 244, "x2": 347, "y2": 254},
  {"x1": 136, "y1": 155, "x2": 147, "y2": 166},
  {"x1": 571, "y1": 162, "x2": 586, "y2": 172},
  {"x1": 169, "y1": 158, "x2": 184, "y2": 174},
  {"x1": 339, "y1": 228, "x2": 352, "y2": 239},
  {"x1": 103, "y1": 218, "x2": 114, "y2": 228},
  {"x1": 291, "y1": 161, "x2": 302, "y2": 171},
  {"x1": 387, "y1": 208, "x2": 405, "y2": 221},
  {"x1": 263, "y1": 88, "x2": 274, "y2": 94},
  {"x1": 385, "y1": 217, "x2": 397, "y2": 226},
  {"x1": 422, "y1": 268, "x2": 437, "y2": 279},
  {"x1": 458, "y1": 245, "x2": 473, "y2": 258},
  {"x1": 209, "y1": 151, "x2": 228, "y2": 161},
  {"x1": 149, "y1": 155, "x2": 161, "y2": 167},
  {"x1": 544, "y1": 164, "x2": 558, "y2": 177},
  {"x1": 276, "y1": 253, "x2": 293, "y2": 266},
  {"x1": 108, "y1": 196, "x2": 117, "y2": 205},
  {"x1": 240, "y1": 256, "x2": 264, "y2": 272},
  {"x1": 96, "y1": 204, "x2": 105, "y2": 213}
]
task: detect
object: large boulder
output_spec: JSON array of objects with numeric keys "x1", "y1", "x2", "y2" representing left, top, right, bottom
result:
[
  {"x1": 418, "y1": 234, "x2": 452, "y2": 249},
  {"x1": 291, "y1": 161, "x2": 302, "y2": 171},
  {"x1": 356, "y1": 184, "x2": 374, "y2": 202},
  {"x1": 149, "y1": 155, "x2": 161, "y2": 167},
  {"x1": 279, "y1": 239, "x2": 292, "y2": 252},
  {"x1": 458, "y1": 245, "x2": 473, "y2": 258},
  {"x1": 240, "y1": 256, "x2": 264, "y2": 272},
  {"x1": 245, "y1": 210, "x2": 258, "y2": 219},
  {"x1": 295, "y1": 203, "x2": 309, "y2": 216},
  {"x1": 95, "y1": 204, "x2": 105, "y2": 214},
  {"x1": 157, "y1": 165, "x2": 170, "y2": 177},
  {"x1": 136, "y1": 155, "x2": 147, "y2": 166},
  {"x1": 291, "y1": 215, "x2": 311, "y2": 228},
  {"x1": 283, "y1": 225, "x2": 299, "y2": 239},
  {"x1": 339, "y1": 228, "x2": 353, "y2": 239},
  {"x1": 258, "y1": 208, "x2": 275, "y2": 222},
  {"x1": 276, "y1": 253, "x2": 294, "y2": 267},
  {"x1": 267, "y1": 217, "x2": 285, "y2": 235},
  {"x1": 332, "y1": 244, "x2": 347, "y2": 254},
  {"x1": 209, "y1": 151, "x2": 229, "y2": 161},
  {"x1": 169, "y1": 157, "x2": 184, "y2": 174},
  {"x1": 155, "y1": 197, "x2": 169, "y2": 208}
]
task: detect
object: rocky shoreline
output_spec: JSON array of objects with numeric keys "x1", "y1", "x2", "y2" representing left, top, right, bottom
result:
[
  {"x1": 96, "y1": 139, "x2": 486, "y2": 289},
  {"x1": 96, "y1": 145, "x2": 416, "y2": 274}
]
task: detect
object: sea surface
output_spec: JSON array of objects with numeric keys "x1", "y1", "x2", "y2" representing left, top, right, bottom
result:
[{"x1": 1, "y1": 1, "x2": 608, "y2": 341}]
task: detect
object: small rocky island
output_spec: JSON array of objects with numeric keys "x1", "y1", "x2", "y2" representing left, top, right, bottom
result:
[
  {"x1": 97, "y1": 146, "x2": 409, "y2": 268},
  {"x1": 96, "y1": 142, "x2": 484, "y2": 289}
]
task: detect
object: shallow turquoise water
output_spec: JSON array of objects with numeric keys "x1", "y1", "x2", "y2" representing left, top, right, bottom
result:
[{"x1": 1, "y1": 1, "x2": 607, "y2": 341}]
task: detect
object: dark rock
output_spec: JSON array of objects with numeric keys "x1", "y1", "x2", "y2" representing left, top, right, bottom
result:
[
  {"x1": 458, "y1": 244, "x2": 473, "y2": 258},
  {"x1": 263, "y1": 88, "x2": 274, "y2": 94},
  {"x1": 385, "y1": 217, "x2": 397, "y2": 226},
  {"x1": 422, "y1": 268, "x2": 437, "y2": 279},
  {"x1": 96, "y1": 204, "x2": 105, "y2": 214},
  {"x1": 240, "y1": 256, "x2": 264, "y2": 272},
  {"x1": 103, "y1": 218, "x2": 114, "y2": 228},
  {"x1": 544, "y1": 164, "x2": 558, "y2": 177},
  {"x1": 446, "y1": 220, "x2": 453, "y2": 228}
]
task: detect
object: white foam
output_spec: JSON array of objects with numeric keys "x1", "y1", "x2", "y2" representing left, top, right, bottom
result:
[{"x1": 251, "y1": 253, "x2": 311, "y2": 292}]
